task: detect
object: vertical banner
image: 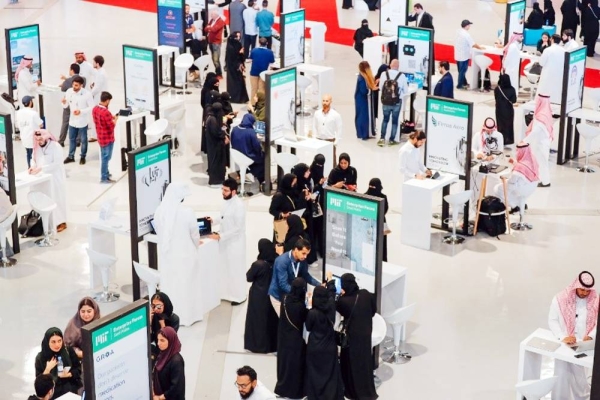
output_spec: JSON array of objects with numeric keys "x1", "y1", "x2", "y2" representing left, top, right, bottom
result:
[
  {"x1": 379, "y1": 0, "x2": 408, "y2": 36},
  {"x1": 81, "y1": 300, "x2": 152, "y2": 400},
  {"x1": 280, "y1": 0, "x2": 301, "y2": 13},
  {"x1": 397, "y1": 26, "x2": 433, "y2": 92},
  {"x1": 504, "y1": 0, "x2": 525, "y2": 45},
  {"x1": 157, "y1": 0, "x2": 185, "y2": 51},
  {"x1": 123, "y1": 45, "x2": 160, "y2": 118},
  {"x1": 4, "y1": 24, "x2": 42, "y2": 98},
  {"x1": 266, "y1": 67, "x2": 297, "y2": 142},
  {"x1": 424, "y1": 96, "x2": 473, "y2": 178},
  {"x1": 127, "y1": 141, "x2": 172, "y2": 300},
  {"x1": 0, "y1": 114, "x2": 18, "y2": 253},
  {"x1": 281, "y1": 9, "x2": 305, "y2": 68}
]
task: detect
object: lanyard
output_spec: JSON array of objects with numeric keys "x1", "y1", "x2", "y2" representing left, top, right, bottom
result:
[{"x1": 289, "y1": 251, "x2": 299, "y2": 277}]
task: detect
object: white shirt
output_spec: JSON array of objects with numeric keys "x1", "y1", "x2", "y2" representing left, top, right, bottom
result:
[
  {"x1": 16, "y1": 107, "x2": 42, "y2": 149},
  {"x1": 538, "y1": 43, "x2": 566, "y2": 103},
  {"x1": 398, "y1": 141, "x2": 427, "y2": 181},
  {"x1": 62, "y1": 88, "x2": 95, "y2": 128},
  {"x1": 454, "y1": 28, "x2": 475, "y2": 62},
  {"x1": 563, "y1": 39, "x2": 579, "y2": 51},
  {"x1": 378, "y1": 69, "x2": 409, "y2": 99},
  {"x1": 91, "y1": 67, "x2": 108, "y2": 101},
  {"x1": 312, "y1": 107, "x2": 342, "y2": 144},
  {"x1": 17, "y1": 68, "x2": 38, "y2": 102},
  {"x1": 471, "y1": 130, "x2": 504, "y2": 159},
  {"x1": 238, "y1": 381, "x2": 276, "y2": 400},
  {"x1": 243, "y1": 7, "x2": 258, "y2": 35},
  {"x1": 549, "y1": 295, "x2": 597, "y2": 341},
  {"x1": 77, "y1": 61, "x2": 95, "y2": 82}
]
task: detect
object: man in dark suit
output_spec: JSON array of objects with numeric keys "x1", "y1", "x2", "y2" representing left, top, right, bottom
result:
[
  {"x1": 407, "y1": 3, "x2": 434, "y2": 29},
  {"x1": 433, "y1": 61, "x2": 454, "y2": 99}
]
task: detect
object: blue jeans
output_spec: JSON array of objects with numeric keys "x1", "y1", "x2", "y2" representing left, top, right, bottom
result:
[
  {"x1": 68, "y1": 125, "x2": 88, "y2": 159},
  {"x1": 456, "y1": 60, "x2": 469, "y2": 88},
  {"x1": 25, "y1": 148, "x2": 32, "y2": 168},
  {"x1": 209, "y1": 43, "x2": 222, "y2": 76},
  {"x1": 100, "y1": 142, "x2": 114, "y2": 181},
  {"x1": 380, "y1": 102, "x2": 402, "y2": 141}
]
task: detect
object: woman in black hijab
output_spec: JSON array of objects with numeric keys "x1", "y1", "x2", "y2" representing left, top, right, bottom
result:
[
  {"x1": 582, "y1": 0, "x2": 600, "y2": 57},
  {"x1": 310, "y1": 154, "x2": 326, "y2": 258},
  {"x1": 336, "y1": 273, "x2": 378, "y2": 400},
  {"x1": 201, "y1": 78, "x2": 220, "y2": 154},
  {"x1": 205, "y1": 102, "x2": 229, "y2": 186},
  {"x1": 244, "y1": 238, "x2": 280, "y2": 353},
  {"x1": 543, "y1": 0, "x2": 555, "y2": 25},
  {"x1": 305, "y1": 282, "x2": 344, "y2": 400},
  {"x1": 365, "y1": 178, "x2": 389, "y2": 262},
  {"x1": 275, "y1": 277, "x2": 308, "y2": 399},
  {"x1": 283, "y1": 214, "x2": 308, "y2": 252},
  {"x1": 327, "y1": 153, "x2": 358, "y2": 191},
  {"x1": 494, "y1": 73, "x2": 517, "y2": 146},
  {"x1": 225, "y1": 31, "x2": 250, "y2": 104},
  {"x1": 269, "y1": 173, "x2": 302, "y2": 220},
  {"x1": 292, "y1": 162, "x2": 317, "y2": 263},
  {"x1": 150, "y1": 292, "x2": 180, "y2": 357},
  {"x1": 220, "y1": 92, "x2": 237, "y2": 133},
  {"x1": 525, "y1": 2, "x2": 544, "y2": 29},
  {"x1": 34, "y1": 327, "x2": 82, "y2": 398}
]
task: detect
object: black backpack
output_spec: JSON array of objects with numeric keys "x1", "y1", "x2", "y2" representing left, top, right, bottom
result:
[
  {"x1": 477, "y1": 196, "x2": 507, "y2": 237},
  {"x1": 381, "y1": 70, "x2": 402, "y2": 106}
]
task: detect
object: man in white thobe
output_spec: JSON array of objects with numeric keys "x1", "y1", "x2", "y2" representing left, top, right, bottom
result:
[
  {"x1": 89, "y1": 55, "x2": 108, "y2": 141},
  {"x1": 562, "y1": 29, "x2": 580, "y2": 51},
  {"x1": 538, "y1": 34, "x2": 566, "y2": 104},
  {"x1": 73, "y1": 52, "x2": 95, "y2": 86},
  {"x1": 236, "y1": 366, "x2": 276, "y2": 400},
  {"x1": 548, "y1": 271, "x2": 598, "y2": 400},
  {"x1": 210, "y1": 178, "x2": 247, "y2": 304},
  {"x1": 398, "y1": 131, "x2": 431, "y2": 181},
  {"x1": 502, "y1": 32, "x2": 523, "y2": 93},
  {"x1": 472, "y1": 117, "x2": 504, "y2": 162},
  {"x1": 524, "y1": 94, "x2": 553, "y2": 187}
]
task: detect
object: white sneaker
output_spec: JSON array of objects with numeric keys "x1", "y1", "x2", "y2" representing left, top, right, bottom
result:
[{"x1": 245, "y1": 173, "x2": 255, "y2": 183}]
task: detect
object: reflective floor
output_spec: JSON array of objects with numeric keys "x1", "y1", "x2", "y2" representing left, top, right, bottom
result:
[{"x1": 0, "y1": 0, "x2": 598, "y2": 399}]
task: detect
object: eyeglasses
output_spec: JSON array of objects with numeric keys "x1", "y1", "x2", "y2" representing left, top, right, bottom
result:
[
  {"x1": 151, "y1": 304, "x2": 164, "y2": 310},
  {"x1": 234, "y1": 381, "x2": 252, "y2": 389}
]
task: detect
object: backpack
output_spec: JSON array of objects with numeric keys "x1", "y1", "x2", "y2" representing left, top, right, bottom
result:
[
  {"x1": 381, "y1": 70, "x2": 402, "y2": 106},
  {"x1": 477, "y1": 196, "x2": 507, "y2": 237}
]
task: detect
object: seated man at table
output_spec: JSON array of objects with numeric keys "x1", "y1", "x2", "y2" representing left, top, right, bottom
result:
[
  {"x1": 493, "y1": 142, "x2": 539, "y2": 213},
  {"x1": 398, "y1": 131, "x2": 431, "y2": 181},
  {"x1": 231, "y1": 113, "x2": 265, "y2": 189},
  {"x1": 548, "y1": 271, "x2": 597, "y2": 400},
  {"x1": 472, "y1": 117, "x2": 504, "y2": 162}
]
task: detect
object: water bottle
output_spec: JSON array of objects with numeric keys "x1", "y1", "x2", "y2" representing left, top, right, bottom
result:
[{"x1": 57, "y1": 356, "x2": 64, "y2": 374}]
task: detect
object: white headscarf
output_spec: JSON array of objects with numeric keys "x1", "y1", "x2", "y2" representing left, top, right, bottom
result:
[{"x1": 153, "y1": 182, "x2": 191, "y2": 253}]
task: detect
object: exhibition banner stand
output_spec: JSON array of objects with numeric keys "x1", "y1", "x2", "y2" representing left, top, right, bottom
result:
[
  {"x1": 0, "y1": 113, "x2": 18, "y2": 254},
  {"x1": 123, "y1": 45, "x2": 160, "y2": 120},
  {"x1": 424, "y1": 96, "x2": 473, "y2": 235},
  {"x1": 280, "y1": 0, "x2": 301, "y2": 13},
  {"x1": 504, "y1": 0, "x2": 525, "y2": 45},
  {"x1": 264, "y1": 67, "x2": 297, "y2": 194},
  {"x1": 397, "y1": 26, "x2": 433, "y2": 93},
  {"x1": 280, "y1": 9, "x2": 306, "y2": 68},
  {"x1": 81, "y1": 300, "x2": 152, "y2": 400},
  {"x1": 322, "y1": 187, "x2": 384, "y2": 365},
  {"x1": 379, "y1": 0, "x2": 409, "y2": 36},
  {"x1": 557, "y1": 46, "x2": 587, "y2": 165},
  {"x1": 127, "y1": 141, "x2": 171, "y2": 300},
  {"x1": 157, "y1": 0, "x2": 186, "y2": 52}
]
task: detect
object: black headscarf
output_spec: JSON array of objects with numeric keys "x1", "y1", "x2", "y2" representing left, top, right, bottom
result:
[
  {"x1": 328, "y1": 152, "x2": 357, "y2": 185},
  {"x1": 312, "y1": 285, "x2": 331, "y2": 313},
  {"x1": 40, "y1": 327, "x2": 72, "y2": 378},
  {"x1": 257, "y1": 238, "x2": 278, "y2": 264},
  {"x1": 341, "y1": 273, "x2": 360, "y2": 296},
  {"x1": 208, "y1": 90, "x2": 221, "y2": 105},
  {"x1": 201, "y1": 74, "x2": 219, "y2": 109},
  {"x1": 285, "y1": 214, "x2": 305, "y2": 243},
  {"x1": 278, "y1": 173, "x2": 297, "y2": 197},
  {"x1": 210, "y1": 101, "x2": 224, "y2": 123},
  {"x1": 151, "y1": 292, "x2": 174, "y2": 316},
  {"x1": 498, "y1": 73, "x2": 513, "y2": 89},
  {"x1": 310, "y1": 154, "x2": 326, "y2": 184},
  {"x1": 203, "y1": 72, "x2": 217, "y2": 90},
  {"x1": 287, "y1": 277, "x2": 307, "y2": 303},
  {"x1": 365, "y1": 178, "x2": 383, "y2": 197},
  {"x1": 292, "y1": 163, "x2": 311, "y2": 190},
  {"x1": 220, "y1": 92, "x2": 233, "y2": 115}
]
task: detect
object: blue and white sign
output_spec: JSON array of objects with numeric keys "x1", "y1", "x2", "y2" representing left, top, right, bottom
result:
[{"x1": 158, "y1": 0, "x2": 185, "y2": 49}]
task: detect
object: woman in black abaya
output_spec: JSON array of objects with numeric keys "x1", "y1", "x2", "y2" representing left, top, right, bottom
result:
[
  {"x1": 274, "y1": 277, "x2": 308, "y2": 399},
  {"x1": 310, "y1": 154, "x2": 326, "y2": 259},
  {"x1": 225, "y1": 32, "x2": 249, "y2": 104},
  {"x1": 336, "y1": 273, "x2": 378, "y2": 400},
  {"x1": 201, "y1": 74, "x2": 220, "y2": 154},
  {"x1": 582, "y1": 0, "x2": 600, "y2": 57},
  {"x1": 205, "y1": 102, "x2": 229, "y2": 186},
  {"x1": 327, "y1": 153, "x2": 358, "y2": 191},
  {"x1": 494, "y1": 73, "x2": 517, "y2": 146},
  {"x1": 305, "y1": 283, "x2": 344, "y2": 400},
  {"x1": 292, "y1": 162, "x2": 317, "y2": 264},
  {"x1": 244, "y1": 239, "x2": 279, "y2": 353},
  {"x1": 365, "y1": 178, "x2": 389, "y2": 262}
]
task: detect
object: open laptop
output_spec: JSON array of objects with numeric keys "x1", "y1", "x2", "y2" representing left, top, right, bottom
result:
[
  {"x1": 197, "y1": 218, "x2": 212, "y2": 236},
  {"x1": 569, "y1": 339, "x2": 596, "y2": 354},
  {"x1": 526, "y1": 337, "x2": 561, "y2": 352}
]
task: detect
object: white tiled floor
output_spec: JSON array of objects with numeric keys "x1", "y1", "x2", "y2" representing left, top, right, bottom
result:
[{"x1": 1, "y1": 0, "x2": 599, "y2": 399}]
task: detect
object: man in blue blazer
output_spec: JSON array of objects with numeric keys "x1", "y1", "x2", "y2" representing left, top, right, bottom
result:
[{"x1": 433, "y1": 61, "x2": 454, "y2": 99}]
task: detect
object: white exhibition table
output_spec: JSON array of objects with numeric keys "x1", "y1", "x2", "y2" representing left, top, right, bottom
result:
[
  {"x1": 401, "y1": 173, "x2": 459, "y2": 250},
  {"x1": 88, "y1": 214, "x2": 130, "y2": 289},
  {"x1": 14, "y1": 170, "x2": 52, "y2": 191},
  {"x1": 471, "y1": 45, "x2": 540, "y2": 91},
  {"x1": 363, "y1": 36, "x2": 397, "y2": 76},
  {"x1": 517, "y1": 328, "x2": 594, "y2": 400},
  {"x1": 273, "y1": 137, "x2": 333, "y2": 175},
  {"x1": 113, "y1": 110, "x2": 151, "y2": 173}
]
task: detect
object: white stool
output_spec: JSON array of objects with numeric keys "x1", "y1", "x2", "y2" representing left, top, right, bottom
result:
[
  {"x1": 575, "y1": 123, "x2": 600, "y2": 173},
  {"x1": 382, "y1": 303, "x2": 416, "y2": 364},
  {"x1": 0, "y1": 205, "x2": 18, "y2": 267},
  {"x1": 297, "y1": 74, "x2": 313, "y2": 117},
  {"x1": 133, "y1": 261, "x2": 160, "y2": 298},
  {"x1": 523, "y1": 63, "x2": 540, "y2": 101},
  {"x1": 511, "y1": 181, "x2": 537, "y2": 231},
  {"x1": 167, "y1": 108, "x2": 186, "y2": 156},
  {"x1": 144, "y1": 118, "x2": 170, "y2": 144},
  {"x1": 174, "y1": 53, "x2": 195, "y2": 97},
  {"x1": 515, "y1": 376, "x2": 557, "y2": 400},
  {"x1": 372, "y1": 313, "x2": 387, "y2": 388},
  {"x1": 193, "y1": 54, "x2": 212, "y2": 85},
  {"x1": 87, "y1": 248, "x2": 120, "y2": 302},
  {"x1": 587, "y1": 87, "x2": 600, "y2": 110},
  {"x1": 275, "y1": 152, "x2": 299, "y2": 175},
  {"x1": 414, "y1": 95, "x2": 426, "y2": 129},
  {"x1": 354, "y1": 0, "x2": 369, "y2": 12},
  {"x1": 474, "y1": 55, "x2": 493, "y2": 92},
  {"x1": 28, "y1": 191, "x2": 57, "y2": 247},
  {"x1": 230, "y1": 149, "x2": 254, "y2": 197},
  {"x1": 443, "y1": 190, "x2": 472, "y2": 244}
]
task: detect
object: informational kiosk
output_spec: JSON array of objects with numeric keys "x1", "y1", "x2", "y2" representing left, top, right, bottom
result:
[
  {"x1": 127, "y1": 141, "x2": 171, "y2": 300},
  {"x1": 557, "y1": 46, "x2": 587, "y2": 165},
  {"x1": 123, "y1": 45, "x2": 160, "y2": 118},
  {"x1": 264, "y1": 67, "x2": 297, "y2": 193},
  {"x1": 280, "y1": 9, "x2": 305, "y2": 68},
  {"x1": 280, "y1": 0, "x2": 301, "y2": 13},
  {"x1": 424, "y1": 96, "x2": 473, "y2": 234},
  {"x1": 379, "y1": 0, "x2": 408, "y2": 36},
  {"x1": 81, "y1": 300, "x2": 152, "y2": 400},
  {"x1": 397, "y1": 26, "x2": 433, "y2": 92},
  {"x1": 4, "y1": 24, "x2": 42, "y2": 100},
  {"x1": 157, "y1": 0, "x2": 186, "y2": 52},
  {"x1": 0, "y1": 114, "x2": 18, "y2": 253},
  {"x1": 504, "y1": 0, "x2": 525, "y2": 45}
]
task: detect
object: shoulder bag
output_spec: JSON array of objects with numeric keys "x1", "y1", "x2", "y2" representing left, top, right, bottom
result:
[
  {"x1": 18, "y1": 210, "x2": 44, "y2": 237},
  {"x1": 284, "y1": 299, "x2": 301, "y2": 332},
  {"x1": 336, "y1": 294, "x2": 359, "y2": 349}
]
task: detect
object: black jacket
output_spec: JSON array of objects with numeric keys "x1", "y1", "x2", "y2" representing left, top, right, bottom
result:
[
  {"x1": 407, "y1": 11, "x2": 434, "y2": 29},
  {"x1": 154, "y1": 353, "x2": 186, "y2": 400}
]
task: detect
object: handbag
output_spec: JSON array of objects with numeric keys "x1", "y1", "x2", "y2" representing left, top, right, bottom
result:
[
  {"x1": 18, "y1": 210, "x2": 44, "y2": 237},
  {"x1": 312, "y1": 197, "x2": 323, "y2": 218},
  {"x1": 273, "y1": 219, "x2": 288, "y2": 243},
  {"x1": 335, "y1": 294, "x2": 359, "y2": 349},
  {"x1": 284, "y1": 299, "x2": 301, "y2": 331}
]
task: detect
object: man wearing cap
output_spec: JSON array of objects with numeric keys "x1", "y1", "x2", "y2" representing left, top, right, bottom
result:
[
  {"x1": 454, "y1": 20, "x2": 484, "y2": 90},
  {"x1": 502, "y1": 32, "x2": 523, "y2": 93},
  {"x1": 15, "y1": 95, "x2": 43, "y2": 168},
  {"x1": 548, "y1": 271, "x2": 597, "y2": 399},
  {"x1": 353, "y1": 19, "x2": 373, "y2": 57}
]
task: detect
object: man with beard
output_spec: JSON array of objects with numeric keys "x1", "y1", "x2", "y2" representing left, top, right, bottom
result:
[{"x1": 235, "y1": 365, "x2": 275, "y2": 399}]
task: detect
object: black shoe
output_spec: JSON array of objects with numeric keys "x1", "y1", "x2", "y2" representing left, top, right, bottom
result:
[
  {"x1": 79, "y1": 158, "x2": 86, "y2": 165},
  {"x1": 231, "y1": 299, "x2": 247, "y2": 306},
  {"x1": 76, "y1": 142, "x2": 81, "y2": 147},
  {"x1": 64, "y1": 157, "x2": 75, "y2": 164},
  {"x1": 509, "y1": 206, "x2": 520, "y2": 215},
  {"x1": 537, "y1": 182, "x2": 550, "y2": 188}
]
